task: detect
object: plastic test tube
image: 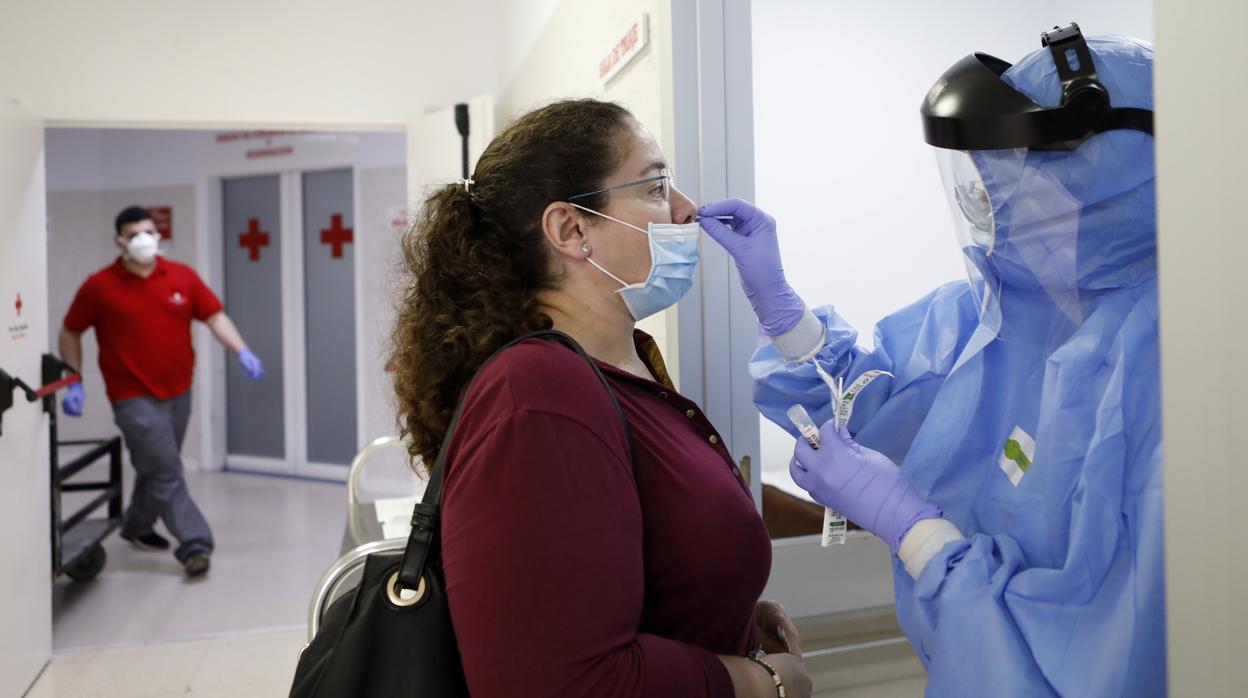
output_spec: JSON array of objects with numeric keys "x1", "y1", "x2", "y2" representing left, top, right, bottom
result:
[
  {"x1": 787, "y1": 405, "x2": 821, "y2": 449},
  {"x1": 786, "y1": 405, "x2": 848, "y2": 546}
]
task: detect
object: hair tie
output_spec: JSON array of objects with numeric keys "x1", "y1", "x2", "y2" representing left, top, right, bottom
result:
[{"x1": 456, "y1": 178, "x2": 475, "y2": 194}]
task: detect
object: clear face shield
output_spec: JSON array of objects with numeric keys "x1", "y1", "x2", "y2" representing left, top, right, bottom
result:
[
  {"x1": 934, "y1": 147, "x2": 1086, "y2": 344},
  {"x1": 922, "y1": 23, "x2": 1156, "y2": 347}
]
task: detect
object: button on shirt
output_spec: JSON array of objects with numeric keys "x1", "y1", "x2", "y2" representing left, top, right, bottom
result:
[
  {"x1": 440, "y1": 331, "x2": 772, "y2": 697},
  {"x1": 63, "y1": 258, "x2": 223, "y2": 403}
]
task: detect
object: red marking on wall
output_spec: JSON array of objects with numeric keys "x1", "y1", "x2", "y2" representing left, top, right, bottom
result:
[
  {"x1": 239, "y1": 219, "x2": 271, "y2": 261},
  {"x1": 599, "y1": 20, "x2": 642, "y2": 79},
  {"x1": 8, "y1": 293, "x2": 29, "y2": 341},
  {"x1": 246, "y1": 146, "x2": 294, "y2": 160},
  {"x1": 147, "y1": 206, "x2": 173, "y2": 241},
  {"x1": 320, "y1": 214, "x2": 353, "y2": 259},
  {"x1": 215, "y1": 130, "x2": 297, "y2": 143}
]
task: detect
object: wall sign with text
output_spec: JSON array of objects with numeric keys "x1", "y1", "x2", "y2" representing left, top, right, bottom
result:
[{"x1": 600, "y1": 13, "x2": 650, "y2": 85}]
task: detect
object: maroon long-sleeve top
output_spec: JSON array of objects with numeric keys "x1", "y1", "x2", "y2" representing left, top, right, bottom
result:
[{"x1": 440, "y1": 332, "x2": 773, "y2": 697}]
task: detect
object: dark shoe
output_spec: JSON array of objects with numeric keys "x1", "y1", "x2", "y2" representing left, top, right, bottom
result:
[
  {"x1": 183, "y1": 553, "x2": 210, "y2": 577},
  {"x1": 121, "y1": 530, "x2": 171, "y2": 551}
]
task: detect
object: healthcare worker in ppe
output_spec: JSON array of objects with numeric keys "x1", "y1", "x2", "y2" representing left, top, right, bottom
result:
[{"x1": 698, "y1": 25, "x2": 1162, "y2": 697}]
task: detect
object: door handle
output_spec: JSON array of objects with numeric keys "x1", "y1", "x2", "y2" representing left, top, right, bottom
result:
[
  {"x1": 0, "y1": 355, "x2": 82, "y2": 436},
  {"x1": 0, "y1": 367, "x2": 37, "y2": 437}
]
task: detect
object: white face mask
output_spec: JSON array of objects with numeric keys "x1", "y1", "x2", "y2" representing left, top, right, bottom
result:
[
  {"x1": 569, "y1": 203, "x2": 701, "y2": 321},
  {"x1": 124, "y1": 231, "x2": 161, "y2": 265}
]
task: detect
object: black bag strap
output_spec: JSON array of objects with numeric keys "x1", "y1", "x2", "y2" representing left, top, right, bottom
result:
[{"x1": 397, "y1": 330, "x2": 632, "y2": 589}]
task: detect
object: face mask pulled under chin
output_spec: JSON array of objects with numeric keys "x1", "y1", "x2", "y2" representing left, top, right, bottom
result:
[
  {"x1": 568, "y1": 203, "x2": 702, "y2": 321},
  {"x1": 124, "y1": 231, "x2": 161, "y2": 264}
]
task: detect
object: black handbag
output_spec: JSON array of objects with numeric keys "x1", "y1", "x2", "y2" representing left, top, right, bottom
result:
[{"x1": 290, "y1": 330, "x2": 631, "y2": 697}]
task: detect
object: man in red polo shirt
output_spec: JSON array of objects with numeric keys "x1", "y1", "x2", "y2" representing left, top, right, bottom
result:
[{"x1": 58, "y1": 206, "x2": 264, "y2": 577}]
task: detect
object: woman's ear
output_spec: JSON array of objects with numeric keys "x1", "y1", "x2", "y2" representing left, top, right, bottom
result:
[{"x1": 540, "y1": 201, "x2": 590, "y2": 262}]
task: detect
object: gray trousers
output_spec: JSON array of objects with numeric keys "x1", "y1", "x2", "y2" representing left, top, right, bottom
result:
[{"x1": 113, "y1": 391, "x2": 213, "y2": 561}]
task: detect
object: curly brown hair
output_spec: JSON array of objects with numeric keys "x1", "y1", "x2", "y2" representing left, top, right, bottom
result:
[{"x1": 391, "y1": 99, "x2": 634, "y2": 472}]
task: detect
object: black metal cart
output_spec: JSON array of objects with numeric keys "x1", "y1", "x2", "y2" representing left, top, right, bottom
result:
[
  {"x1": 1, "y1": 354, "x2": 124, "y2": 582},
  {"x1": 43, "y1": 355, "x2": 125, "y2": 582}
]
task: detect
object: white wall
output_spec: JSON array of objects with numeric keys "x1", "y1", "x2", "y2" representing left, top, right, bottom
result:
[
  {"x1": 405, "y1": 97, "x2": 495, "y2": 210},
  {"x1": 751, "y1": 0, "x2": 1155, "y2": 498},
  {"x1": 359, "y1": 164, "x2": 409, "y2": 448},
  {"x1": 0, "y1": 100, "x2": 52, "y2": 698},
  {"x1": 45, "y1": 128, "x2": 407, "y2": 471},
  {"x1": 496, "y1": 0, "x2": 683, "y2": 385},
  {"x1": 0, "y1": 1, "x2": 501, "y2": 128},
  {"x1": 496, "y1": 0, "x2": 566, "y2": 90},
  {"x1": 1155, "y1": 0, "x2": 1248, "y2": 693}
]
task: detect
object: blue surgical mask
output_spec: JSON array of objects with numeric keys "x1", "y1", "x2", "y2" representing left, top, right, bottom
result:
[{"x1": 569, "y1": 203, "x2": 701, "y2": 321}]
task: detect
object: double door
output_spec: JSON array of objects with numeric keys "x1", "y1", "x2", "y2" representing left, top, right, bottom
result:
[{"x1": 221, "y1": 169, "x2": 359, "y2": 478}]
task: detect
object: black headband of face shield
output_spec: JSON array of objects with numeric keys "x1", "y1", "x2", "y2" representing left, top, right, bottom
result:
[{"x1": 920, "y1": 22, "x2": 1154, "y2": 151}]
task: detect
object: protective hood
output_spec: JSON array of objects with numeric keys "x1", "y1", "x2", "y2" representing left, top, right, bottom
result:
[{"x1": 970, "y1": 36, "x2": 1157, "y2": 295}]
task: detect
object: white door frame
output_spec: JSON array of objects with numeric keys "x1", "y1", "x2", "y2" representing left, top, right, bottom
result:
[
  {"x1": 671, "y1": 0, "x2": 896, "y2": 620},
  {"x1": 200, "y1": 157, "x2": 365, "y2": 482},
  {"x1": 1156, "y1": 0, "x2": 1248, "y2": 692}
]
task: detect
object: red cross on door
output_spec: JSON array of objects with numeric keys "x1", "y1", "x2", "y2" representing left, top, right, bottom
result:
[
  {"x1": 320, "y1": 213, "x2": 353, "y2": 259},
  {"x1": 239, "y1": 218, "x2": 270, "y2": 261}
]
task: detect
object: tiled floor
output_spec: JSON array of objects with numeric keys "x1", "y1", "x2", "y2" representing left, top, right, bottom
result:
[
  {"x1": 27, "y1": 629, "x2": 305, "y2": 698},
  {"x1": 31, "y1": 466, "x2": 923, "y2": 697},
  {"x1": 52, "y1": 469, "x2": 345, "y2": 649}
]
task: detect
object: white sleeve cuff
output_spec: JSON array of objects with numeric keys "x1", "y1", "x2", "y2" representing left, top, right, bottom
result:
[
  {"x1": 770, "y1": 309, "x2": 826, "y2": 364},
  {"x1": 899, "y1": 518, "x2": 965, "y2": 581}
]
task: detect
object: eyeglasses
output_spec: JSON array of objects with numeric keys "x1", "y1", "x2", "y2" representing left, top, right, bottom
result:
[{"x1": 568, "y1": 168, "x2": 671, "y2": 201}]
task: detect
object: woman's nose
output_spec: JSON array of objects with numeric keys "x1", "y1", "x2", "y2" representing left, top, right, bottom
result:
[{"x1": 669, "y1": 186, "x2": 697, "y2": 225}]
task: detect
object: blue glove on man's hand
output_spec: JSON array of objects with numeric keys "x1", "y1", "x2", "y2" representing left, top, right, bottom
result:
[
  {"x1": 62, "y1": 382, "x2": 85, "y2": 417},
  {"x1": 698, "y1": 198, "x2": 807, "y2": 336},
  {"x1": 790, "y1": 419, "x2": 941, "y2": 555},
  {"x1": 238, "y1": 348, "x2": 264, "y2": 380}
]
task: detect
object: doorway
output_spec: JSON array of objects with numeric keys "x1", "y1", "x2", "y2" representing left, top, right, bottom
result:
[{"x1": 42, "y1": 126, "x2": 408, "y2": 652}]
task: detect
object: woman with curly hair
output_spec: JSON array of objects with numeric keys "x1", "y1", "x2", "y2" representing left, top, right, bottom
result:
[{"x1": 391, "y1": 99, "x2": 811, "y2": 698}]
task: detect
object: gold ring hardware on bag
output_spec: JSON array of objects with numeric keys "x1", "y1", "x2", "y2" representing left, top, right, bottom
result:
[{"x1": 386, "y1": 571, "x2": 427, "y2": 607}]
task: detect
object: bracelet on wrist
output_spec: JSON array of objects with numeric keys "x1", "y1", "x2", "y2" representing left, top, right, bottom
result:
[{"x1": 745, "y1": 654, "x2": 786, "y2": 698}]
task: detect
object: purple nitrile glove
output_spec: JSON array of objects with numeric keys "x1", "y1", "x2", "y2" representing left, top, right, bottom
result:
[
  {"x1": 790, "y1": 420, "x2": 941, "y2": 555},
  {"x1": 697, "y1": 198, "x2": 807, "y2": 336},
  {"x1": 62, "y1": 382, "x2": 85, "y2": 417},
  {"x1": 238, "y1": 348, "x2": 264, "y2": 380}
]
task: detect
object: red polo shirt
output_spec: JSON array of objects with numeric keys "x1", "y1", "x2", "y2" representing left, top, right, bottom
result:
[
  {"x1": 63, "y1": 257, "x2": 223, "y2": 403},
  {"x1": 441, "y1": 332, "x2": 772, "y2": 697}
]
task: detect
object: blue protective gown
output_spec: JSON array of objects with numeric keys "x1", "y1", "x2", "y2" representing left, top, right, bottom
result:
[{"x1": 752, "y1": 37, "x2": 1164, "y2": 697}]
